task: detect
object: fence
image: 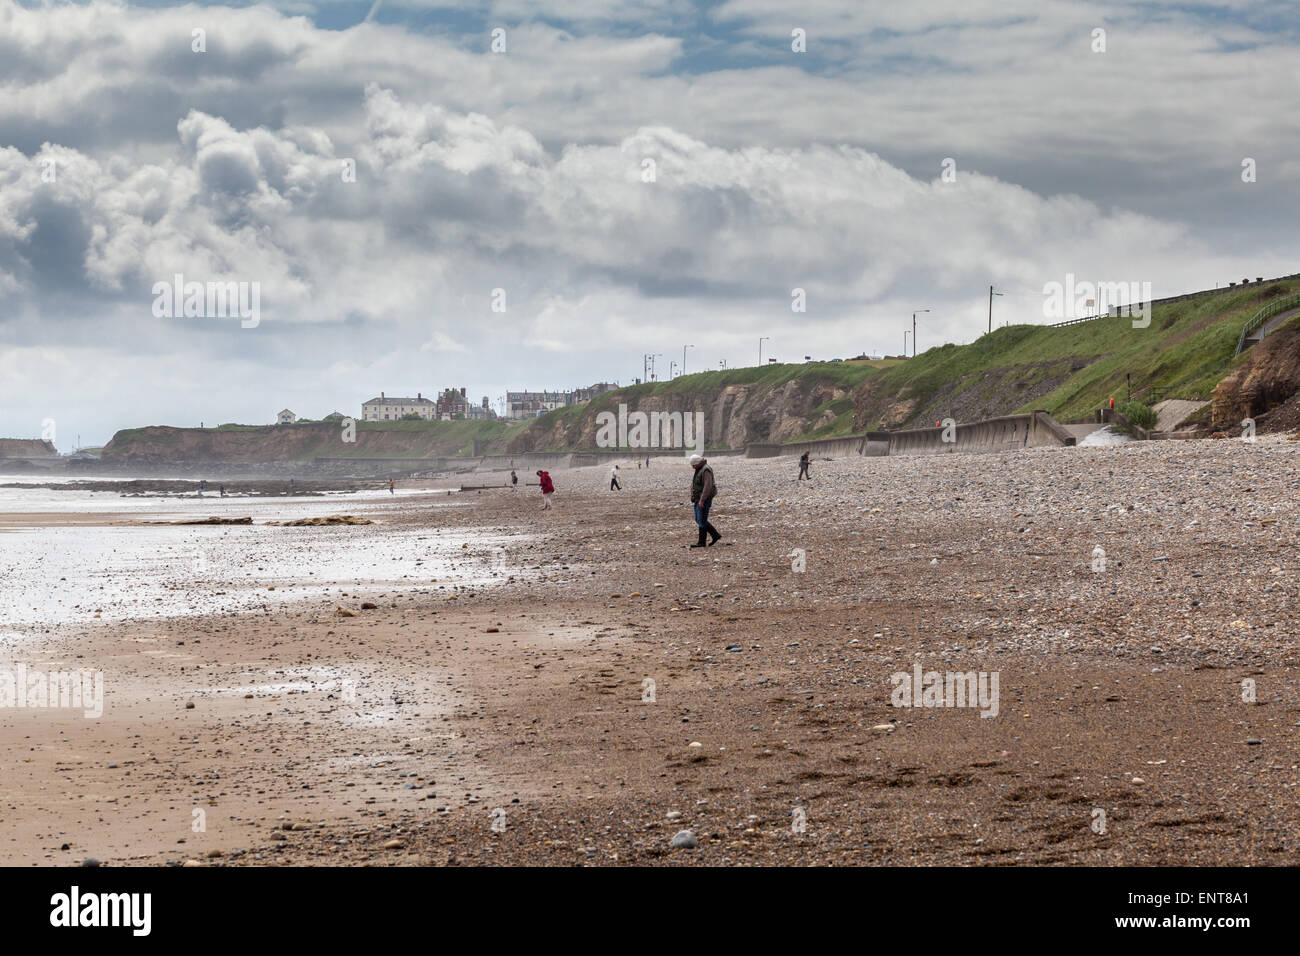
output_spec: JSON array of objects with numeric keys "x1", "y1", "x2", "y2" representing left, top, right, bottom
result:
[{"x1": 1235, "y1": 292, "x2": 1300, "y2": 355}]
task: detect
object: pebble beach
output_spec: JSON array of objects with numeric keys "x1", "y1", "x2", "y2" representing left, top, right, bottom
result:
[{"x1": 1, "y1": 436, "x2": 1297, "y2": 865}]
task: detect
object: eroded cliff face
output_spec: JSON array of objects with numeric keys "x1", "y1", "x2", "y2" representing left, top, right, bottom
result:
[
  {"x1": 506, "y1": 379, "x2": 850, "y2": 452},
  {"x1": 1210, "y1": 326, "x2": 1300, "y2": 433},
  {"x1": 850, "y1": 359, "x2": 1083, "y2": 432},
  {"x1": 101, "y1": 423, "x2": 480, "y2": 463}
]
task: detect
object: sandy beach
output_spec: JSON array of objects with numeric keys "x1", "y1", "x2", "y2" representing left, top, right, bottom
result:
[{"x1": 1, "y1": 439, "x2": 1297, "y2": 866}]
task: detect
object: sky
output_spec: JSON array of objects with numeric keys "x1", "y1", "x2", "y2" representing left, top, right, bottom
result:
[{"x1": 2, "y1": 0, "x2": 1298, "y2": 448}]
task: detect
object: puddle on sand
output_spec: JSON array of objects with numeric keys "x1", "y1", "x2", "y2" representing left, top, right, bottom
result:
[{"x1": 0, "y1": 522, "x2": 522, "y2": 630}]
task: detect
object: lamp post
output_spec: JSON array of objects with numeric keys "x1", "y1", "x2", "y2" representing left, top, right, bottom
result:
[
  {"x1": 988, "y1": 286, "x2": 1003, "y2": 333},
  {"x1": 670, "y1": 360, "x2": 677, "y2": 379},
  {"x1": 683, "y1": 344, "x2": 694, "y2": 375},
  {"x1": 909, "y1": 312, "x2": 930, "y2": 356},
  {"x1": 651, "y1": 353, "x2": 663, "y2": 381},
  {"x1": 759, "y1": 336, "x2": 770, "y2": 366}
]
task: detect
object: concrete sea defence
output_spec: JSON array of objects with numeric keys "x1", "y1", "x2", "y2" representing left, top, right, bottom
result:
[
  {"x1": 887, "y1": 411, "x2": 1076, "y2": 456},
  {"x1": 745, "y1": 412, "x2": 1076, "y2": 459}
]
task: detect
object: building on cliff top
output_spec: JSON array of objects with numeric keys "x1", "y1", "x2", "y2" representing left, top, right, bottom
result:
[{"x1": 362, "y1": 392, "x2": 435, "y2": 421}]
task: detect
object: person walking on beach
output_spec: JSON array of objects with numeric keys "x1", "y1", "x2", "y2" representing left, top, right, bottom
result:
[
  {"x1": 537, "y1": 469, "x2": 555, "y2": 510},
  {"x1": 688, "y1": 453, "x2": 720, "y2": 548},
  {"x1": 511, "y1": 470, "x2": 518, "y2": 491},
  {"x1": 797, "y1": 451, "x2": 811, "y2": 480},
  {"x1": 610, "y1": 464, "x2": 621, "y2": 491},
  {"x1": 388, "y1": 478, "x2": 395, "y2": 495}
]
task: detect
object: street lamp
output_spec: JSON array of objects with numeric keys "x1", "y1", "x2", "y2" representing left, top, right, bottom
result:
[
  {"x1": 988, "y1": 286, "x2": 1004, "y2": 333},
  {"x1": 683, "y1": 344, "x2": 694, "y2": 375},
  {"x1": 651, "y1": 353, "x2": 663, "y2": 380},
  {"x1": 759, "y1": 336, "x2": 770, "y2": 366},
  {"x1": 670, "y1": 360, "x2": 677, "y2": 379},
  {"x1": 911, "y1": 310, "x2": 930, "y2": 357}
]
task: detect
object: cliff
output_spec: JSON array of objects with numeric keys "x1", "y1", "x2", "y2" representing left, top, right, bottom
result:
[
  {"x1": 101, "y1": 419, "x2": 521, "y2": 464},
  {"x1": 505, "y1": 362, "x2": 892, "y2": 452}
]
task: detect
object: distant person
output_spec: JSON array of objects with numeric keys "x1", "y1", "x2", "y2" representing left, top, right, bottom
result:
[
  {"x1": 688, "y1": 453, "x2": 720, "y2": 548},
  {"x1": 537, "y1": 470, "x2": 555, "y2": 510},
  {"x1": 511, "y1": 470, "x2": 518, "y2": 491},
  {"x1": 610, "y1": 464, "x2": 621, "y2": 491},
  {"x1": 797, "y1": 451, "x2": 811, "y2": 480},
  {"x1": 637, "y1": 460, "x2": 642, "y2": 469},
  {"x1": 219, "y1": 484, "x2": 224, "y2": 497},
  {"x1": 388, "y1": 478, "x2": 395, "y2": 495},
  {"x1": 645, "y1": 456, "x2": 650, "y2": 469}
]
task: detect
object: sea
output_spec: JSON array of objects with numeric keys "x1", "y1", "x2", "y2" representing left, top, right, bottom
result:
[{"x1": 0, "y1": 476, "x2": 506, "y2": 632}]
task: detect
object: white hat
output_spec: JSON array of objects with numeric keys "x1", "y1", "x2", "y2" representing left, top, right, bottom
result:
[{"x1": 688, "y1": 454, "x2": 703, "y2": 465}]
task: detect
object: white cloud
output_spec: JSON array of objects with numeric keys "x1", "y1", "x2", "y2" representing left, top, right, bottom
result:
[{"x1": 1, "y1": 0, "x2": 1297, "y2": 444}]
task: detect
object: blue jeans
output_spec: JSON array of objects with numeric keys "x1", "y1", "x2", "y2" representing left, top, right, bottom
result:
[{"x1": 693, "y1": 500, "x2": 719, "y2": 541}]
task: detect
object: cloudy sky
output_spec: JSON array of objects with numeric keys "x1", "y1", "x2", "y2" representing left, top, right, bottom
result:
[{"x1": 2, "y1": 0, "x2": 1298, "y2": 447}]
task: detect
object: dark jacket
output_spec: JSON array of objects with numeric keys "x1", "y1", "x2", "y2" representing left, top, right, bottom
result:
[{"x1": 691, "y1": 463, "x2": 715, "y2": 504}]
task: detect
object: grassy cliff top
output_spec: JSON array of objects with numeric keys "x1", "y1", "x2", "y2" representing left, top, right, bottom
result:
[{"x1": 855, "y1": 279, "x2": 1300, "y2": 426}]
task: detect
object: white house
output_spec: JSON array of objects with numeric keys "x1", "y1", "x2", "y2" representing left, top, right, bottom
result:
[
  {"x1": 361, "y1": 392, "x2": 436, "y2": 421},
  {"x1": 277, "y1": 409, "x2": 296, "y2": 424}
]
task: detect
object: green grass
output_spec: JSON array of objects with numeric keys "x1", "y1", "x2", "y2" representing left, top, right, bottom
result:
[{"x1": 856, "y1": 280, "x2": 1299, "y2": 426}]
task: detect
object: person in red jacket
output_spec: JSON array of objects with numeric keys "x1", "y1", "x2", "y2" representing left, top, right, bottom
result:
[{"x1": 536, "y1": 470, "x2": 555, "y2": 510}]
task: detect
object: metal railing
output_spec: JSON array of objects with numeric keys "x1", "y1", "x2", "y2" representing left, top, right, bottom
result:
[{"x1": 1235, "y1": 292, "x2": 1300, "y2": 355}]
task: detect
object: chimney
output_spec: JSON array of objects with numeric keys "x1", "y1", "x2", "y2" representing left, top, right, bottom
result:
[
  {"x1": 417, "y1": 392, "x2": 421, "y2": 400},
  {"x1": 461, "y1": 387, "x2": 466, "y2": 396},
  {"x1": 381, "y1": 392, "x2": 385, "y2": 400}
]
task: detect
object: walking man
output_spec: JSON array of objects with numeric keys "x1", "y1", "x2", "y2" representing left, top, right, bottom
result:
[
  {"x1": 797, "y1": 451, "x2": 811, "y2": 480},
  {"x1": 610, "y1": 464, "x2": 621, "y2": 491},
  {"x1": 388, "y1": 478, "x2": 395, "y2": 495},
  {"x1": 537, "y1": 469, "x2": 555, "y2": 510},
  {"x1": 688, "y1": 454, "x2": 720, "y2": 548},
  {"x1": 510, "y1": 469, "x2": 518, "y2": 491}
]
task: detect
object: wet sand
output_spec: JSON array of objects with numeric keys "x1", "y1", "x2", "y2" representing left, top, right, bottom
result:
[{"x1": 1, "y1": 439, "x2": 1297, "y2": 865}]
